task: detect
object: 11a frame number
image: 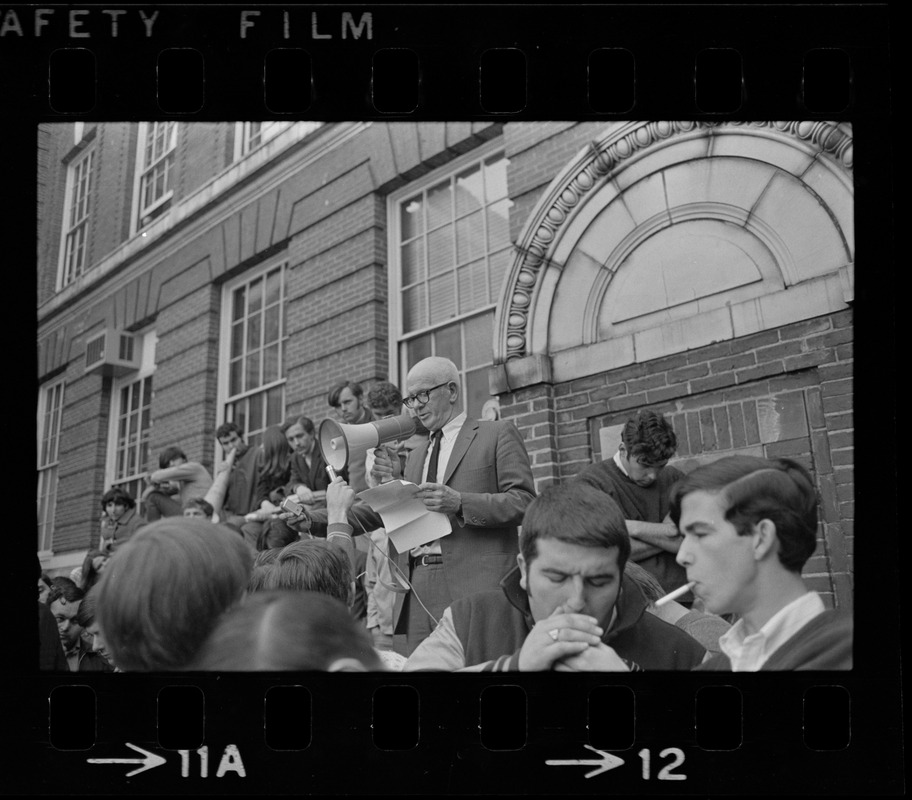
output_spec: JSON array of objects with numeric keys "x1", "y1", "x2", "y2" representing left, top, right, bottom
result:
[{"x1": 638, "y1": 748, "x2": 686, "y2": 781}]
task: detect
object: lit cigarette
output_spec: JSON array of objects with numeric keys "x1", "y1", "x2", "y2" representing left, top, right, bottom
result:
[{"x1": 654, "y1": 581, "x2": 696, "y2": 607}]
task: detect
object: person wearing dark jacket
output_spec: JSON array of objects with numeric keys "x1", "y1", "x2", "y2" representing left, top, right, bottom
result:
[
  {"x1": 217, "y1": 421, "x2": 264, "y2": 530},
  {"x1": 39, "y1": 602, "x2": 68, "y2": 671},
  {"x1": 38, "y1": 556, "x2": 67, "y2": 670},
  {"x1": 98, "y1": 487, "x2": 147, "y2": 553},
  {"x1": 46, "y1": 582, "x2": 112, "y2": 672},
  {"x1": 670, "y1": 455, "x2": 852, "y2": 671},
  {"x1": 405, "y1": 481, "x2": 705, "y2": 671}
]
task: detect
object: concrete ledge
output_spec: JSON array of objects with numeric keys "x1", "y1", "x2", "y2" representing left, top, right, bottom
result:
[{"x1": 489, "y1": 354, "x2": 553, "y2": 394}]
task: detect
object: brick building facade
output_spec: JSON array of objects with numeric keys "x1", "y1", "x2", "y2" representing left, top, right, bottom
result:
[{"x1": 37, "y1": 121, "x2": 853, "y2": 611}]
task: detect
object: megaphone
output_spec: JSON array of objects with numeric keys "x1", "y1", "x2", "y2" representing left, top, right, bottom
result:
[{"x1": 319, "y1": 413, "x2": 417, "y2": 472}]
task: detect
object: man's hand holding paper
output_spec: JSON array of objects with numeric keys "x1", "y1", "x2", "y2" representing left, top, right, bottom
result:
[
  {"x1": 357, "y1": 480, "x2": 452, "y2": 552},
  {"x1": 416, "y1": 483, "x2": 462, "y2": 515}
]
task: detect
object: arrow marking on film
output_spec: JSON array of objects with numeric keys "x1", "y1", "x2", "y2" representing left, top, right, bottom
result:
[
  {"x1": 87, "y1": 742, "x2": 167, "y2": 777},
  {"x1": 545, "y1": 744, "x2": 625, "y2": 778}
]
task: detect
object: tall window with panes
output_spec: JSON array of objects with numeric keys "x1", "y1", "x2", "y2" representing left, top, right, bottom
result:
[
  {"x1": 391, "y1": 147, "x2": 513, "y2": 418},
  {"x1": 136, "y1": 122, "x2": 178, "y2": 229},
  {"x1": 107, "y1": 332, "x2": 157, "y2": 504},
  {"x1": 109, "y1": 375, "x2": 154, "y2": 503},
  {"x1": 61, "y1": 148, "x2": 94, "y2": 287},
  {"x1": 37, "y1": 381, "x2": 65, "y2": 552},
  {"x1": 221, "y1": 263, "x2": 287, "y2": 448}
]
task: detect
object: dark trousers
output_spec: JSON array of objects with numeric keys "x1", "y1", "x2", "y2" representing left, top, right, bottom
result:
[
  {"x1": 403, "y1": 561, "x2": 453, "y2": 655},
  {"x1": 143, "y1": 491, "x2": 182, "y2": 521}
]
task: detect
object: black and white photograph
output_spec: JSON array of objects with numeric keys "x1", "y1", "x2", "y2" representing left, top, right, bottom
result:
[
  {"x1": 36, "y1": 119, "x2": 858, "y2": 677},
  {"x1": 11, "y1": 1, "x2": 900, "y2": 795}
]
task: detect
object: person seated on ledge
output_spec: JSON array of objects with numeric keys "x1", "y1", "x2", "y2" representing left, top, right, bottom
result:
[
  {"x1": 99, "y1": 487, "x2": 146, "y2": 553},
  {"x1": 405, "y1": 481, "x2": 705, "y2": 672},
  {"x1": 142, "y1": 446, "x2": 213, "y2": 522},
  {"x1": 670, "y1": 455, "x2": 853, "y2": 671}
]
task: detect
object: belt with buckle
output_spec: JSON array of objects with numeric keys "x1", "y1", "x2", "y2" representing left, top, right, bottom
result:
[{"x1": 410, "y1": 553, "x2": 444, "y2": 567}]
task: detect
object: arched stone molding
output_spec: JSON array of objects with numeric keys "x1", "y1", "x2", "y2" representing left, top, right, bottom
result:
[{"x1": 492, "y1": 121, "x2": 853, "y2": 390}]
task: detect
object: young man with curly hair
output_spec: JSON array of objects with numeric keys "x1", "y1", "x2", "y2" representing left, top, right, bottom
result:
[{"x1": 575, "y1": 409, "x2": 689, "y2": 598}]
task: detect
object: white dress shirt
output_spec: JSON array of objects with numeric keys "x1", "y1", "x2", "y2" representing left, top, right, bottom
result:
[
  {"x1": 411, "y1": 412, "x2": 466, "y2": 557},
  {"x1": 719, "y1": 591, "x2": 826, "y2": 671}
]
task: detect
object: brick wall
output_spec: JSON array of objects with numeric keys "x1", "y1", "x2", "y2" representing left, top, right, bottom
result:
[
  {"x1": 92, "y1": 123, "x2": 135, "y2": 266},
  {"x1": 178, "y1": 122, "x2": 230, "y2": 202},
  {"x1": 36, "y1": 125, "x2": 70, "y2": 306},
  {"x1": 148, "y1": 283, "x2": 222, "y2": 471},
  {"x1": 500, "y1": 309, "x2": 853, "y2": 609},
  {"x1": 53, "y1": 364, "x2": 112, "y2": 552}
]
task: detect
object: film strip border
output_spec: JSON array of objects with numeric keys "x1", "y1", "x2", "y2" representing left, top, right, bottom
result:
[
  {"x1": 8, "y1": 3, "x2": 901, "y2": 796},
  {"x1": 35, "y1": 675, "x2": 873, "y2": 794},
  {"x1": 0, "y1": 4, "x2": 891, "y2": 119}
]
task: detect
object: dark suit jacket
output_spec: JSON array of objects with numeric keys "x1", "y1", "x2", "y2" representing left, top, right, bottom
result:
[
  {"x1": 389, "y1": 417, "x2": 535, "y2": 632},
  {"x1": 285, "y1": 447, "x2": 331, "y2": 496}
]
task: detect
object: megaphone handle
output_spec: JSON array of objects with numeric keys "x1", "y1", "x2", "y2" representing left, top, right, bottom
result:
[{"x1": 378, "y1": 445, "x2": 391, "y2": 483}]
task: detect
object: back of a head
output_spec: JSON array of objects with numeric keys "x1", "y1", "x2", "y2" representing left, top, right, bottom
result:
[
  {"x1": 255, "y1": 520, "x2": 299, "y2": 552},
  {"x1": 367, "y1": 381, "x2": 402, "y2": 410},
  {"x1": 520, "y1": 481, "x2": 631, "y2": 569},
  {"x1": 96, "y1": 518, "x2": 253, "y2": 671},
  {"x1": 261, "y1": 425, "x2": 292, "y2": 478},
  {"x1": 190, "y1": 590, "x2": 383, "y2": 671},
  {"x1": 261, "y1": 540, "x2": 351, "y2": 605},
  {"x1": 75, "y1": 586, "x2": 100, "y2": 628},
  {"x1": 669, "y1": 455, "x2": 818, "y2": 573},
  {"x1": 262, "y1": 425, "x2": 290, "y2": 457},
  {"x1": 48, "y1": 579, "x2": 84, "y2": 606}
]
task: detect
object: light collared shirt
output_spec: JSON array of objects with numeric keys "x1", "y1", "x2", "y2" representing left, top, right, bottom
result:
[
  {"x1": 411, "y1": 412, "x2": 467, "y2": 557},
  {"x1": 613, "y1": 450, "x2": 628, "y2": 476},
  {"x1": 719, "y1": 591, "x2": 826, "y2": 671}
]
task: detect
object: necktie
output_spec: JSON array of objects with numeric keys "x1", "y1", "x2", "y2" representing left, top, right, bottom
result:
[{"x1": 426, "y1": 430, "x2": 443, "y2": 482}]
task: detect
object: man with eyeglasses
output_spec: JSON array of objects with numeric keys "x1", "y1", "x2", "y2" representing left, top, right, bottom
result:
[{"x1": 370, "y1": 356, "x2": 535, "y2": 654}]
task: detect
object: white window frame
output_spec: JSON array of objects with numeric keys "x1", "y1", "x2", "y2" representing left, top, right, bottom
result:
[
  {"x1": 37, "y1": 379, "x2": 66, "y2": 555},
  {"x1": 131, "y1": 121, "x2": 179, "y2": 234},
  {"x1": 386, "y1": 138, "x2": 512, "y2": 416},
  {"x1": 217, "y1": 258, "x2": 289, "y2": 452},
  {"x1": 104, "y1": 331, "x2": 157, "y2": 503},
  {"x1": 57, "y1": 145, "x2": 95, "y2": 290},
  {"x1": 231, "y1": 121, "x2": 323, "y2": 162}
]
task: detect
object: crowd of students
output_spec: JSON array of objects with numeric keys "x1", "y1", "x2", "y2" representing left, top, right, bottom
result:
[{"x1": 38, "y1": 359, "x2": 853, "y2": 673}]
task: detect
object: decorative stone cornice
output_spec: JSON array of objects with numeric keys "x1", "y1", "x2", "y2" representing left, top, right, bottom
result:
[{"x1": 496, "y1": 120, "x2": 853, "y2": 362}]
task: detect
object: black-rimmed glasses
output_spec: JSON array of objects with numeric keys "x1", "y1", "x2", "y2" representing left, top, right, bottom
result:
[{"x1": 402, "y1": 382, "x2": 450, "y2": 408}]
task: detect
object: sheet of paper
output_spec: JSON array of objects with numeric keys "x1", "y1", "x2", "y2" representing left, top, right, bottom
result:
[{"x1": 357, "y1": 480, "x2": 452, "y2": 551}]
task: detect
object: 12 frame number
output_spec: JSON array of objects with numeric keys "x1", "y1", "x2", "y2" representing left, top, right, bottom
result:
[{"x1": 638, "y1": 748, "x2": 686, "y2": 781}]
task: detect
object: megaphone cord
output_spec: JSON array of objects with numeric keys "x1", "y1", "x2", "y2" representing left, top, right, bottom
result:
[{"x1": 349, "y1": 512, "x2": 440, "y2": 630}]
